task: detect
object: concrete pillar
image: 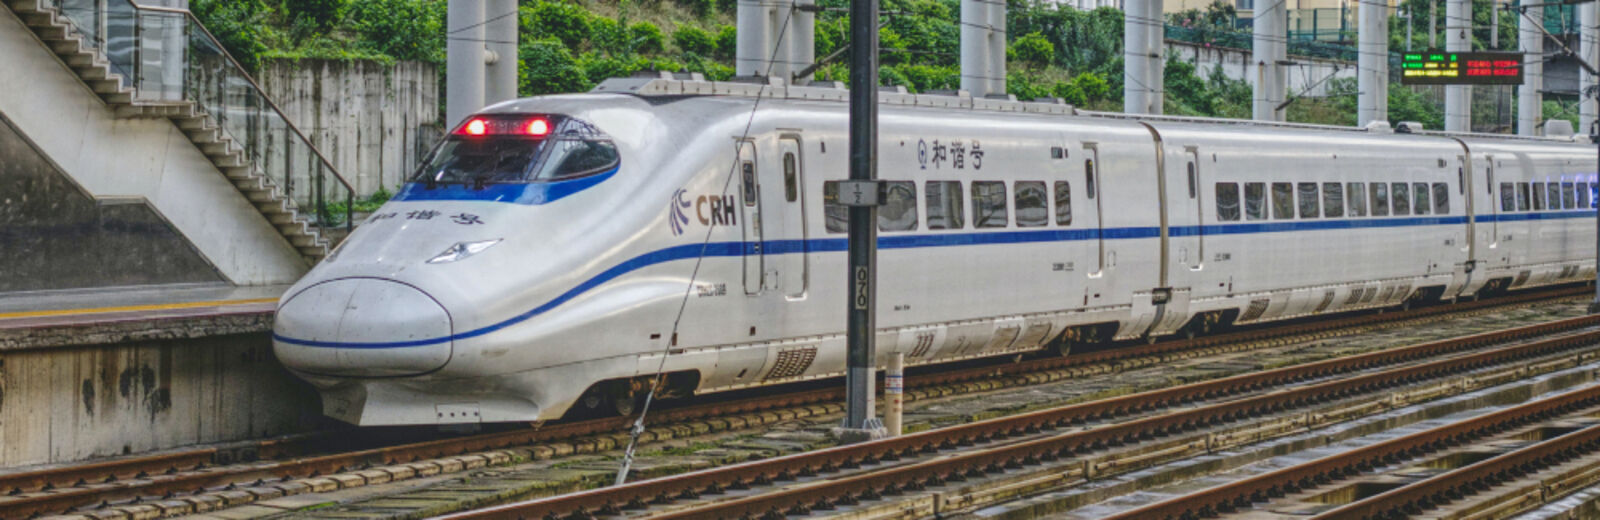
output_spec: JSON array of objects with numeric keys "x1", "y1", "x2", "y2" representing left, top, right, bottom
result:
[
  {"x1": 1358, "y1": 0, "x2": 1388, "y2": 126},
  {"x1": 736, "y1": 0, "x2": 774, "y2": 76},
  {"x1": 1253, "y1": 0, "x2": 1286, "y2": 121},
  {"x1": 1149, "y1": 0, "x2": 1164, "y2": 114},
  {"x1": 484, "y1": 0, "x2": 518, "y2": 105},
  {"x1": 1519, "y1": 0, "x2": 1544, "y2": 136},
  {"x1": 1125, "y1": 0, "x2": 1151, "y2": 113},
  {"x1": 1582, "y1": 2, "x2": 1599, "y2": 132},
  {"x1": 446, "y1": 0, "x2": 485, "y2": 127},
  {"x1": 988, "y1": 0, "x2": 1007, "y2": 96},
  {"x1": 1444, "y1": 0, "x2": 1471, "y2": 131},
  {"x1": 962, "y1": 0, "x2": 991, "y2": 96},
  {"x1": 792, "y1": 0, "x2": 816, "y2": 84}
]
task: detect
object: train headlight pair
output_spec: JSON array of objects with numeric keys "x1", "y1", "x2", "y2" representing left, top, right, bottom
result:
[{"x1": 427, "y1": 239, "x2": 502, "y2": 264}]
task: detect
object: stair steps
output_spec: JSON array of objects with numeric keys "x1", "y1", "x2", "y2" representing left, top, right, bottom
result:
[{"x1": 7, "y1": 0, "x2": 339, "y2": 264}]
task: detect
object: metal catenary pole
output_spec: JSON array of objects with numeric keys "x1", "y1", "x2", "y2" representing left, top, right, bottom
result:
[{"x1": 845, "y1": 0, "x2": 882, "y2": 433}]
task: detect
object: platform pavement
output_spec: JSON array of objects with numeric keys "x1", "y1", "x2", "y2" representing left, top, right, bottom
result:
[{"x1": 0, "y1": 284, "x2": 287, "y2": 351}]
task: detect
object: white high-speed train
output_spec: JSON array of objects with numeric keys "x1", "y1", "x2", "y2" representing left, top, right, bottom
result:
[{"x1": 272, "y1": 74, "x2": 1598, "y2": 426}]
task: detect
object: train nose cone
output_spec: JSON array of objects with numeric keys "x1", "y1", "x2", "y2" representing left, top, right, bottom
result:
[{"x1": 273, "y1": 278, "x2": 453, "y2": 377}]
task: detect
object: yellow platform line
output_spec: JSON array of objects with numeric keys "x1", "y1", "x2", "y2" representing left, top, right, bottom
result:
[{"x1": 0, "y1": 298, "x2": 278, "y2": 320}]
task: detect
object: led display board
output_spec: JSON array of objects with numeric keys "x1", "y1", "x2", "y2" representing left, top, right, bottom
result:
[{"x1": 1399, "y1": 51, "x2": 1524, "y2": 85}]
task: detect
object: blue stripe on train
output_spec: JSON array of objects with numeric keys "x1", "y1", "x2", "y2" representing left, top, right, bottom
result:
[{"x1": 272, "y1": 209, "x2": 1594, "y2": 349}]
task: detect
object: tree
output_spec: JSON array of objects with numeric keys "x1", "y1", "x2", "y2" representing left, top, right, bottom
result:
[
  {"x1": 191, "y1": 0, "x2": 272, "y2": 70},
  {"x1": 1011, "y1": 32, "x2": 1055, "y2": 69},
  {"x1": 347, "y1": 0, "x2": 444, "y2": 63}
]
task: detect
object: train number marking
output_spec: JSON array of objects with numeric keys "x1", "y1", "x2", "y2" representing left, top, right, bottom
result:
[{"x1": 853, "y1": 266, "x2": 870, "y2": 310}]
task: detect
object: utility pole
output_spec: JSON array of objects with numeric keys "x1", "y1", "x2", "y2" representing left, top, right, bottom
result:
[{"x1": 838, "y1": 0, "x2": 887, "y2": 442}]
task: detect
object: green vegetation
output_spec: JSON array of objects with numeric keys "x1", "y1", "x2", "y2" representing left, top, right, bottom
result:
[{"x1": 193, "y1": 0, "x2": 1566, "y2": 129}]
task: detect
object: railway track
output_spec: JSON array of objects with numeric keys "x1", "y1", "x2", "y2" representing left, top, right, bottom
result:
[
  {"x1": 1107, "y1": 375, "x2": 1600, "y2": 520},
  {"x1": 0, "y1": 286, "x2": 1585, "y2": 519},
  {"x1": 438, "y1": 310, "x2": 1600, "y2": 520}
]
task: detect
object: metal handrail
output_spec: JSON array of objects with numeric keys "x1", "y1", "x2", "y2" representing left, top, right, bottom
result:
[{"x1": 129, "y1": 3, "x2": 354, "y2": 231}]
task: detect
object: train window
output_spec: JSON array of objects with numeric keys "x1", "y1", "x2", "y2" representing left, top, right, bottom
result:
[
  {"x1": 1412, "y1": 182, "x2": 1430, "y2": 215},
  {"x1": 1216, "y1": 183, "x2": 1241, "y2": 221},
  {"x1": 1347, "y1": 182, "x2": 1367, "y2": 216},
  {"x1": 1548, "y1": 182, "x2": 1562, "y2": 209},
  {"x1": 1054, "y1": 181, "x2": 1073, "y2": 225},
  {"x1": 1500, "y1": 183, "x2": 1516, "y2": 211},
  {"x1": 1015, "y1": 181, "x2": 1049, "y2": 227},
  {"x1": 1271, "y1": 182, "x2": 1294, "y2": 220},
  {"x1": 926, "y1": 181, "x2": 965, "y2": 229},
  {"x1": 1084, "y1": 159, "x2": 1097, "y2": 198},
  {"x1": 1391, "y1": 183, "x2": 1410, "y2": 215},
  {"x1": 1563, "y1": 182, "x2": 1577, "y2": 209},
  {"x1": 1433, "y1": 183, "x2": 1450, "y2": 214},
  {"x1": 1297, "y1": 182, "x2": 1320, "y2": 219},
  {"x1": 1323, "y1": 182, "x2": 1344, "y2": 218},
  {"x1": 741, "y1": 162, "x2": 757, "y2": 207},
  {"x1": 1518, "y1": 183, "x2": 1531, "y2": 211},
  {"x1": 878, "y1": 181, "x2": 918, "y2": 232},
  {"x1": 1186, "y1": 162, "x2": 1197, "y2": 199},
  {"x1": 973, "y1": 181, "x2": 1009, "y2": 228},
  {"x1": 823, "y1": 183, "x2": 847, "y2": 233},
  {"x1": 1371, "y1": 182, "x2": 1390, "y2": 216},
  {"x1": 1591, "y1": 184, "x2": 1599, "y2": 208},
  {"x1": 1580, "y1": 182, "x2": 1592, "y2": 209},
  {"x1": 1533, "y1": 182, "x2": 1548, "y2": 210},
  {"x1": 1245, "y1": 182, "x2": 1267, "y2": 220},
  {"x1": 1458, "y1": 167, "x2": 1464, "y2": 195},
  {"x1": 783, "y1": 153, "x2": 798, "y2": 202}
]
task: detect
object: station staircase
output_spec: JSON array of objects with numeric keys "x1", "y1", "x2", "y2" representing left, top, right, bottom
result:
[{"x1": 5, "y1": 0, "x2": 354, "y2": 264}]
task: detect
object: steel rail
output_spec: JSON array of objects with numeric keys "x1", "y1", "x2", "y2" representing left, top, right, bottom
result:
[
  {"x1": 440, "y1": 308, "x2": 1600, "y2": 520},
  {"x1": 1107, "y1": 376, "x2": 1600, "y2": 520},
  {"x1": 0, "y1": 286, "x2": 1580, "y2": 518},
  {"x1": 1311, "y1": 407, "x2": 1600, "y2": 519}
]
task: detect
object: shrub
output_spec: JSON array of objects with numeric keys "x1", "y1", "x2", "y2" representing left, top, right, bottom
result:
[
  {"x1": 520, "y1": 39, "x2": 592, "y2": 96},
  {"x1": 674, "y1": 26, "x2": 716, "y2": 56},
  {"x1": 523, "y1": 1, "x2": 592, "y2": 49},
  {"x1": 714, "y1": 25, "x2": 737, "y2": 58},
  {"x1": 628, "y1": 22, "x2": 666, "y2": 54},
  {"x1": 281, "y1": 0, "x2": 347, "y2": 32},
  {"x1": 347, "y1": 0, "x2": 444, "y2": 63},
  {"x1": 1011, "y1": 32, "x2": 1055, "y2": 69}
]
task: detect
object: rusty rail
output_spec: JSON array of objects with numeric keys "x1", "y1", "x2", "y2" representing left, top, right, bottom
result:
[
  {"x1": 441, "y1": 309, "x2": 1600, "y2": 520},
  {"x1": 1311, "y1": 409, "x2": 1600, "y2": 519},
  {"x1": 0, "y1": 286, "x2": 1581, "y2": 518},
  {"x1": 1107, "y1": 380, "x2": 1600, "y2": 520}
]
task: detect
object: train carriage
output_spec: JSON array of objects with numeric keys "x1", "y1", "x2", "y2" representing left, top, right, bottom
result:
[{"x1": 272, "y1": 76, "x2": 1598, "y2": 426}]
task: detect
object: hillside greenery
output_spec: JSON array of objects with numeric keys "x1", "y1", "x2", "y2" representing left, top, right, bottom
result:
[{"x1": 192, "y1": 0, "x2": 1575, "y2": 130}]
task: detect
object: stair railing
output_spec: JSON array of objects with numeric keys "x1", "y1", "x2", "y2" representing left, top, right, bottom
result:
[{"x1": 44, "y1": 0, "x2": 355, "y2": 237}]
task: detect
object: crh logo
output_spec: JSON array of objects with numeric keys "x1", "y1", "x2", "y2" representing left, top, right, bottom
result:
[
  {"x1": 668, "y1": 189, "x2": 739, "y2": 236},
  {"x1": 669, "y1": 189, "x2": 692, "y2": 236}
]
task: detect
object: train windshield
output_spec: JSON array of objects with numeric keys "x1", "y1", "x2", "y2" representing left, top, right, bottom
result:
[{"x1": 411, "y1": 115, "x2": 618, "y2": 185}]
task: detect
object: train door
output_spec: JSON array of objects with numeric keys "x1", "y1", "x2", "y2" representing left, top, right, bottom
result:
[
  {"x1": 773, "y1": 136, "x2": 808, "y2": 299},
  {"x1": 1180, "y1": 146, "x2": 1205, "y2": 272},
  {"x1": 1479, "y1": 155, "x2": 1498, "y2": 270},
  {"x1": 737, "y1": 141, "x2": 765, "y2": 295},
  {"x1": 1081, "y1": 143, "x2": 1109, "y2": 308}
]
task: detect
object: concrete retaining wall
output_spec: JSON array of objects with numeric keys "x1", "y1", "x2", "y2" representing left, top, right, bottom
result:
[
  {"x1": 258, "y1": 59, "x2": 441, "y2": 198},
  {"x1": 1167, "y1": 39, "x2": 1355, "y2": 97},
  {"x1": 0, "y1": 331, "x2": 322, "y2": 467}
]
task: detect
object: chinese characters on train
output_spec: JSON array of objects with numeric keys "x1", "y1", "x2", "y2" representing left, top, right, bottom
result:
[
  {"x1": 367, "y1": 210, "x2": 486, "y2": 225},
  {"x1": 917, "y1": 139, "x2": 984, "y2": 171}
]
